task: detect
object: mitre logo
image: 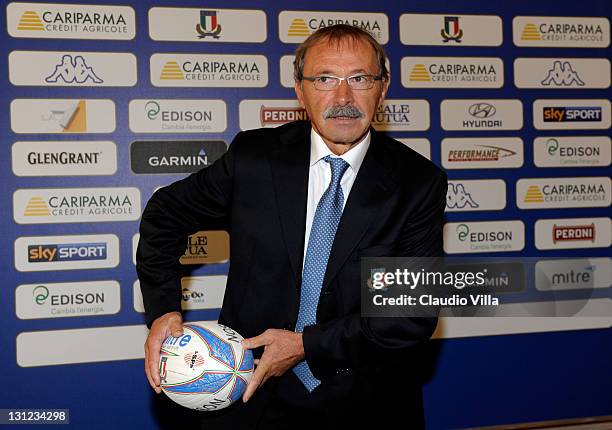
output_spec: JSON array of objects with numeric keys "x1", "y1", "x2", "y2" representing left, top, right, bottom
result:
[
  {"x1": 17, "y1": 10, "x2": 45, "y2": 31},
  {"x1": 288, "y1": 18, "x2": 310, "y2": 37},
  {"x1": 160, "y1": 61, "x2": 185, "y2": 80},
  {"x1": 521, "y1": 23, "x2": 540, "y2": 40},
  {"x1": 409, "y1": 64, "x2": 431, "y2": 82},
  {"x1": 524, "y1": 185, "x2": 544, "y2": 203}
]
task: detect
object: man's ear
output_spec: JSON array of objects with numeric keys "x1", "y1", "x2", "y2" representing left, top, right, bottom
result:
[{"x1": 295, "y1": 80, "x2": 306, "y2": 109}]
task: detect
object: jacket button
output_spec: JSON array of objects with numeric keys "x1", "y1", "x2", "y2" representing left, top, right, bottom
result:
[
  {"x1": 335, "y1": 368, "x2": 352, "y2": 376},
  {"x1": 284, "y1": 323, "x2": 294, "y2": 330}
]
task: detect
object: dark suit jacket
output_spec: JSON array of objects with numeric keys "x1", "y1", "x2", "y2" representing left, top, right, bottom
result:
[{"x1": 137, "y1": 120, "x2": 447, "y2": 427}]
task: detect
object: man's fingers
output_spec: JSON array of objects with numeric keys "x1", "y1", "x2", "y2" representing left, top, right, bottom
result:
[
  {"x1": 146, "y1": 345, "x2": 162, "y2": 393},
  {"x1": 253, "y1": 358, "x2": 260, "y2": 366},
  {"x1": 243, "y1": 361, "x2": 268, "y2": 402},
  {"x1": 170, "y1": 322, "x2": 183, "y2": 338},
  {"x1": 242, "y1": 330, "x2": 272, "y2": 350}
]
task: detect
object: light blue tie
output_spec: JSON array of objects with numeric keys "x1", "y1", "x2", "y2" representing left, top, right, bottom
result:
[{"x1": 293, "y1": 155, "x2": 350, "y2": 392}]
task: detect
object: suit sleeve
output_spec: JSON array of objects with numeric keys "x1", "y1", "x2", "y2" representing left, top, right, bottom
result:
[
  {"x1": 136, "y1": 133, "x2": 242, "y2": 327},
  {"x1": 302, "y1": 169, "x2": 447, "y2": 378}
]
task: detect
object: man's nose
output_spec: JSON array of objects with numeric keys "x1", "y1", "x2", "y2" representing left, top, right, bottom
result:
[{"x1": 333, "y1": 79, "x2": 354, "y2": 104}]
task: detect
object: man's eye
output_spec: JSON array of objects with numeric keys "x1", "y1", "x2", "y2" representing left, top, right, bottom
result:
[
  {"x1": 351, "y1": 75, "x2": 365, "y2": 83},
  {"x1": 317, "y1": 76, "x2": 332, "y2": 83}
]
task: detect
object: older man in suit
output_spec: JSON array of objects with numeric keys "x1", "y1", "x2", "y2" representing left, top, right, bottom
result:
[{"x1": 138, "y1": 24, "x2": 447, "y2": 429}]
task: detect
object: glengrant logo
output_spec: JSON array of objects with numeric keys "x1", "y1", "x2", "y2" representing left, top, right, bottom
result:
[
  {"x1": 534, "y1": 136, "x2": 611, "y2": 167},
  {"x1": 9, "y1": 51, "x2": 137, "y2": 87},
  {"x1": 513, "y1": 17, "x2": 610, "y2": 48},
  {"x1": 14, "y1": 234, "x2": 119, "y2": 272},
  {"x1": 148, "y1": 7, "x2": 266, "y2": 43},
  {"x1": 402, "y1": 57, "x2": 503, "y2": 88},
  {"x1": 446, "y1": 179, "x2": 506, "y2": 212},
  {"x1": 7, "y1": 3, "x2": 135, "y2": 40},
  {"x1": 533, "y1": 99, "x2": 611, "y2": 130},
  {"x1": 372, "y1": 100, "x2": 430, "y2": 131},
  {"x1": 441, "y1": 16, "x2": 463, "y2": 42},
  {"x1": 444, "y1": 220, "x2": 524, "y2": 254},
  {"x1": 16, "y1": 281, "x2": 120, "y2": 320},
  {"x1": 196, "y1": 10, "x2": 221, "y2": 38},
  {"x1": 13, "y1": 188, "x2": 141, "y2": 224},
  {"x1": 535, "y1": 218, "x2": 611, "y2": 250},
  {"x1": 515, "y1": 58, "x2": 610, "y2": 89},
  {"x1": 130, "y1": 140, "x2": 227, "y2": 174},
  {"x1": 442, "y1": 138, "x2": 523, "y2": 169},
  {"x1": 517, "y1": 177, "x2": 611, "y2": 209},
  {"x1": 12, "y1": 141, "x2": 117, "y2": 177},
  {"x1": 553, "y1": 224, "x2": 595, "y2": 244},
  {"x1": 279, "y1": 11, "x2": 388, "y2": 44},
  {"x1": 10, "y1": 99, "x2": 116, "y2": 134},
  {"x1": 129, "y1": 99, "x2": 227, "y2": 133},
  {"x1": 400, "y1": 13, "x2": 502, "y2": 46},
  {"x1": 151, "y1": 54, "x2": 268, "y2": 87},
  {"x1": 261, "y1": 107, "x2": 308, "y2": 126},
  {"x1": 441, "y1": 99, "x2": 523, "y2": 131}
]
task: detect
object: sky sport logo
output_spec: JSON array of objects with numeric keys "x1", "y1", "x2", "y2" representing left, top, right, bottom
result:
[
  {"x1": 28, "y1": 243, "x2": 107, "y2": 263},
  {"x1": 543, "y1": 107, "x2": 602, "y2": 122}
]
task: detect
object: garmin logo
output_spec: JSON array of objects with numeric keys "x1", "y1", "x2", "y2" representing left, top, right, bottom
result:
[{"x1": 131, "y1": 140, "x2": 227, "y2": 174}]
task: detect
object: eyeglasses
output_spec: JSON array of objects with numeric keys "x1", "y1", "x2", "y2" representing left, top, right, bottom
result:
[{"x1": 301, "y1": 74, "x2": 383, "y2": 91}]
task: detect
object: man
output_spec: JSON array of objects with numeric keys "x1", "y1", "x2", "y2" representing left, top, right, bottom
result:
[{"x1": 137, "y1": 24, "x2": 447, "y2": 429}]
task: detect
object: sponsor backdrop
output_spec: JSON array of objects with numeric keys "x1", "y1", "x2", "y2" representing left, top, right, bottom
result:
[{"x1": 1, "y1": 0, "x2": 610, "y2": 428}]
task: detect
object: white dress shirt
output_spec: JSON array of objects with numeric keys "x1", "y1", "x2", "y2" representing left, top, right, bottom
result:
[{"x1": 302, "y1": 129, "x2": 371, "y2": 269}]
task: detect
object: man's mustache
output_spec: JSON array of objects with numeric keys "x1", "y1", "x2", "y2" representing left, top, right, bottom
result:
[{"x1": 323, "y1": 105, "x2": 364, "y2": 119}]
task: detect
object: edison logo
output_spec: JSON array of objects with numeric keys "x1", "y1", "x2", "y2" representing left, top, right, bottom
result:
[
  {"x1": 409, "y1": 64, "x2": 430, "y2": 82},
  {"x1": 524, "y1": 185, "x2": 544, "y2": 203},
  {"x1": 521, "y1": 23, "x2": 541, "y2": 40},
  {"x1": 17, "y1": 11, "x2": 44, "y2": 31},
  {"x1": 288, "y1": 18, "x2": 310, "y2": 37},
  {"x1": 24, "y1": 197, "x2": 50, "y2": 217},
  {"x1": 160, "y1": 61, "x2": 184, "y2": 80}
]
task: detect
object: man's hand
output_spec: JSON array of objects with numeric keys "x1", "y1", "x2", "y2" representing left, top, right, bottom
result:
[
  {"x1": 241, "y1": 329, "x2": 305, "y2": 402},
  {"x1": 144, "y1": 311, "x2": 183, "y2": 394}
]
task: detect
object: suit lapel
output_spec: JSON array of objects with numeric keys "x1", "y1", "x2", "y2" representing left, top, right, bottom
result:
[
  {"x1": 323, "y1": 129, "x2": 398, "y2": 287},
  {"x1": 269, "y1": 122, "x2": 311, "y2": 286}
]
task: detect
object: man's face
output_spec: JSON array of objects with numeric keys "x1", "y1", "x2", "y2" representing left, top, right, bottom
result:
[{"x1": 295, "y1": 37, "x2": 388, "y2": 151}]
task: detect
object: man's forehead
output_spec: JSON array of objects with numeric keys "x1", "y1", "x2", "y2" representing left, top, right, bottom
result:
[{"x1": 303, "y1": 37, "x2": 377, "y2": 69}]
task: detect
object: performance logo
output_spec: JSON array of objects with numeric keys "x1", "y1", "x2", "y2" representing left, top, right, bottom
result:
[
  {"x1": 13, "y1": 188, "x2": 141, "y2": 224},
  {"x1": 7, "y1": 2, "x2": 135, "y2": 40},
  {"x1": 444, "y1": 221, "x2": 524, "y2": 254},
  {"x1": 196, "y1": 10, "x2": 221, "y2": 38},
  {"x1": 535, "y1": 218, "x2": 611, "y2": 250},
  {"x1": 14, "y1": 234, "x2": 120, "y2": 272},
  {"x1": 533, "y1": 99, "x2": 611, "y2": 130},
  {"x1": 517, "y1": 177, "x2": 611, "y2": 209},
  {"x1": 402, "y1": 57, "x2": 503, "y2": 88},
  {"x1": 534, "y1": 136, "x2": 611, "y2": 167},
  {"x1": 442, "y1": 138, "x2": 523, "y2": 169},
  {"x1": 151, "y1": 54, "x2": 268, "y2": 87},
  {"x1": 441, "y1": 16, "x2": 463, "y2": 43},
  {"x1": 513, "y1": 17, "x2": 609, "y2": 48},
  {"x1": 130, "y1": 140, "x2": 227, "y2": 174},
  {"x1": 441, "y1": 99, "x2": 523, "y2": 131},
  {"x1": 279, "y1": 11, "x2": 388, "y2": 43},
  {"x1": 16, "y1": 281, "x2": 120, "y2": 320},
  {"x1": 446, "y1": 180, "x2": 506, "y2": 212},
  {"x1": 9, "y1": 51, "x2": 137, "y2": 87},
  {"x1": 129, "y1": 99, "x2": 227, "y2": 133}
]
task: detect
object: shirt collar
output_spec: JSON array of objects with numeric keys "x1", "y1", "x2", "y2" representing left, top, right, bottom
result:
[{"x1": 309, "y1": 128, "x2": 371, "y2": 173}]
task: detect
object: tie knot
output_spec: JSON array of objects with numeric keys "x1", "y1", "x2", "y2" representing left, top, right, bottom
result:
[{"x1": 324, "y1": 156, "x2": 349, "y2": 183}]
